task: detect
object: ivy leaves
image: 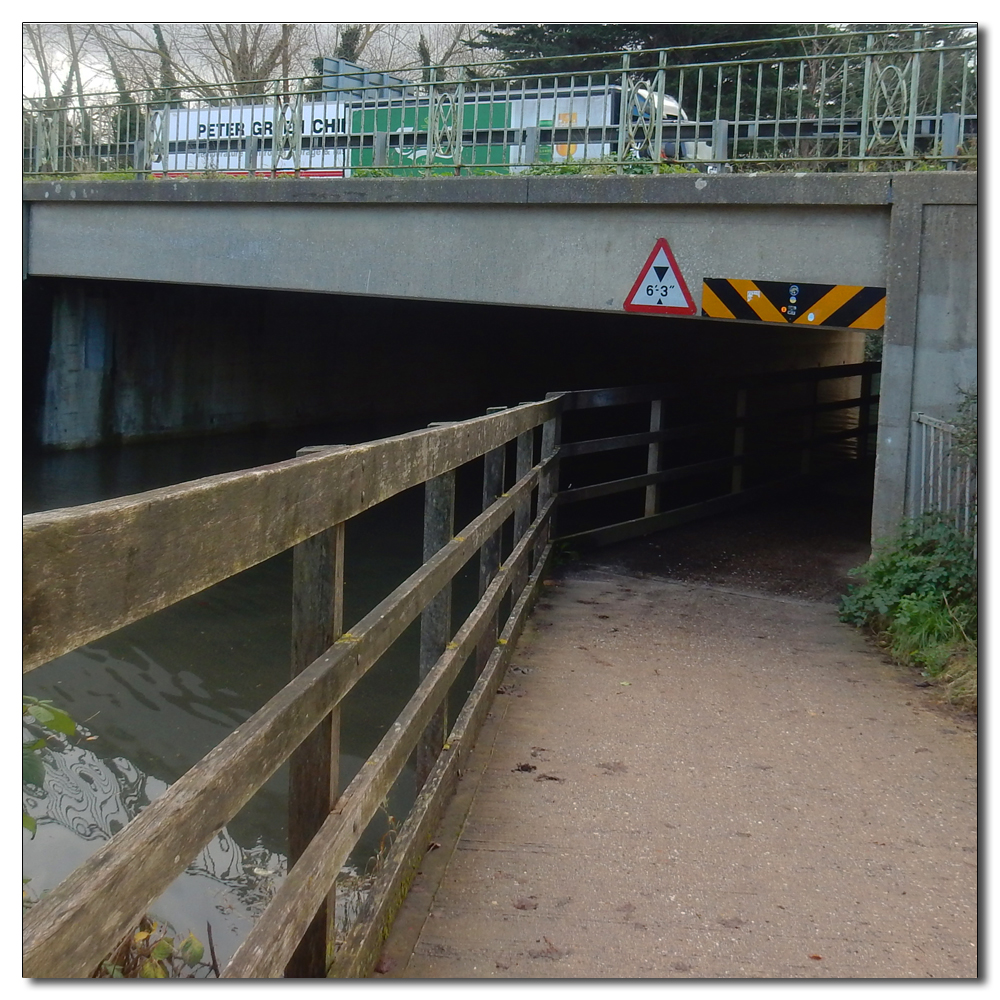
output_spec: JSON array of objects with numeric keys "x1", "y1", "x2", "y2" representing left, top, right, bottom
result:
[
  {"x1": 839, "y1": 513, "x2": 977, "y2": 629},
  {"x1": 97, "y1": 920, "x2": 213, "y2": 979},
  {"x1": 22, "y1": 696, "x2": 78, "y2": 837}
]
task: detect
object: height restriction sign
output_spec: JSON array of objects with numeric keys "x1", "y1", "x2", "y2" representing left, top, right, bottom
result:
[{"x1": 623, "y1": 238, "x2": 696, "y2": 315}]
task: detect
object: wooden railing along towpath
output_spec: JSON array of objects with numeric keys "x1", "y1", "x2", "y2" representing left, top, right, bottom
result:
[{"x1": 22, "y1": 362, "x2": 878, "y2": 978}]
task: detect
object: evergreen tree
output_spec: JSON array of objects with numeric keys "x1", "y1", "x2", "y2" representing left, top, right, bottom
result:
[
  {"x1": 470, "y1": 23, "x2": 807, "y2": 77},
  {"x1": 336, "y1": 25, "x2": 365, "y2": 63}
]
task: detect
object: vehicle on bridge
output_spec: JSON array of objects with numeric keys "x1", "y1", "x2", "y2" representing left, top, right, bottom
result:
[
  {"x1": 23, "y1": 28, "x2": 977, "y2": 178},
  {"x1": 158, "y1": 72, "x2": 712, "y2": 177}
]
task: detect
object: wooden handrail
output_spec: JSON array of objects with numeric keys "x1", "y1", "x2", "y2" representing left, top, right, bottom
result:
[
  {"x1": 23, "y1": 409, "x2": 559, "y2": 978},
  {"x1": 23, "y1": 398, "x2": 562, "y2": 672},
  {"x1": 22, "y1": 363, "x2": 879, "y2": 978},
  {"x1": 560, "y1": 362, "x2": 879, "y2": 411},
  {"x1": 224, "y1": 495, "x2": 555, "y2": 977}
]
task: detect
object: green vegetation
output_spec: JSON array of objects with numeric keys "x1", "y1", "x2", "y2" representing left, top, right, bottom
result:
[
  {"x1": 22, "y1": 696, "x2": 76, "y2": 837},
  {"x1": 92, "y1": 919, "x2": 215, "y2": 978},
  {"x1": 23, "y1": 696, "x2": 218, "y2": 977},
  {"x1": 468, "y1": 23, "x2": 809, "y2": 77},
  {"x1": 524, "y1": 157, "x2": 699, "y2": 176},
  {"x1": 839, "y1": 514, "x2": 977, "y2": 711},
  {"x1": 839, "y1": 389, "x2": 977, "y2": 711},
  {"x1": 335, "y1": 801, "x2": 400, "y2": 946}
]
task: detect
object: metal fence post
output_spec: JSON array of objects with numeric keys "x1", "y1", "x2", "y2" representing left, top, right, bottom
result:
[
  {"x1": 941, "y1": 112, "x2": 961, "y2": 169},
  {"x1": 245, "y1": 135, "x2": 260, "y2": 173},
  {"x1": 523, "y1": 126, "x2": 539, "y2": 165},
  {"x1": 653, "y1": 50, "x2": 668, "y2": 172},
  {"x1": 616, "y1": 52, "x2": 631, "y2": 172},
  {"x1": 287, "y1": 446, "x2": 346, "y2": 978},
  {"x1": 425, "y1": 67, "x2": 437, "y2": 175},
  {"x1": 476, "y1": 407, "x2": 507, "y2": 674},
  {"x1": 904, "y1": 30, "x2": 922, "y2": 162},
  {"x1": 374, "y1": 130, "x2": 388, "y2": 167},
  {"x1": 859, "y1": 33, "x2": 876, "y2": 168},
  {"x1": 417, "y1": 425, "x2": 457, "y2": 788},
  {"x1": 711, "y1": 119, "x2": 730, "y2": 166}
]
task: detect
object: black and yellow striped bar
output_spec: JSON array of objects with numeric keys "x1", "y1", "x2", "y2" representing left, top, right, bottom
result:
[{"x1": 702, "y1": 278, "x2": 885, "y2": 330}]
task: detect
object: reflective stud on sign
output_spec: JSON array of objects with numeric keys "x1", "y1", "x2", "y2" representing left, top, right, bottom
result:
[{"x1": 701, "y1": 278, "x2": 886, "y2": 330}]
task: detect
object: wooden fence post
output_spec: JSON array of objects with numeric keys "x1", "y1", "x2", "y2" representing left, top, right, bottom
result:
[
  {"x1": 416, "y1": 431, "x2": 456, "y2": 789},
  {"x1": 801, "y1": 381, "x2": 818, "y2": 475},
  {"x1": 731, "y1": 388, "x2": 747, "y2": 494},
  {"x1": 645, "y1": 398, "x2": 663, "y2": 518},
  {"x1": 512, "y1": 425, "x2": 534, "y2": 598},
  {"x1": 540, "y1": 393, "x2": 563, "y2": 548},
  {"x1": 476, "y1": 407, "x2": 507, "y2": 674},
  {"x1": 287, "y1": 447, "x2": 346, "y2": 978},
  {"x1": 858, "y1": 371, "x2": 874, "y2": 462}
]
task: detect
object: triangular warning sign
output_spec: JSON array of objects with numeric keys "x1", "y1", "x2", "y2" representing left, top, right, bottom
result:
[{"x1": 623, "y1": 238, "x2": 696, "y2": 315}]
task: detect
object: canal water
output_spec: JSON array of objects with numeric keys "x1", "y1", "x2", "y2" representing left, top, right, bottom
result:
[{"x1": 22, "y1": 415, "x2": 486, "y2": 972}]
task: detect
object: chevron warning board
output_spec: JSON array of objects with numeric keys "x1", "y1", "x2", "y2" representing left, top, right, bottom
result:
[{"x1": 701, "y1": 279, "x2": 886, "y2": 330}]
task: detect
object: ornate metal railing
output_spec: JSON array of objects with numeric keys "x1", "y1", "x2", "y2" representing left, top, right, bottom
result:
[{"x1": 22, "y1": 26, "x2": 976, "y2": 178}]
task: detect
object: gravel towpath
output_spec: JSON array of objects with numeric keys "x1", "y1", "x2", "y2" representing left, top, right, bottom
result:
[{"x1": 376, "y1": 491, "x2": 977, "y2": 979}]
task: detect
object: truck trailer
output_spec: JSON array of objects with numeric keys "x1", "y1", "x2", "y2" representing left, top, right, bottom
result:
[{"x1": 160, "y1": 80, "x2": 711, "y2": 177}]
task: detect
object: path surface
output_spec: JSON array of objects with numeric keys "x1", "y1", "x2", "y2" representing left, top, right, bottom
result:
[{"x1": 377, "y1": 556, "x2": 977, "y2": 978}]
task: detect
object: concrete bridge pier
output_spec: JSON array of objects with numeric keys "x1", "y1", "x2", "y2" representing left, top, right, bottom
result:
[
  {"x1": 40, "y1": 284, "x2": 112, "y2": 449},
  {"x1": 873, "y1": 175, "x2": 978, "y2": 540}
]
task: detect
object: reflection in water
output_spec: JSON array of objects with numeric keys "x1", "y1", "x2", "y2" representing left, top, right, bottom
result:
[
  {"x1": 23, "y1": 724, "x2": 288, "y2": 968},
  {"x1": 22, "y1": 421, "x2": 449, "y2": 971}
]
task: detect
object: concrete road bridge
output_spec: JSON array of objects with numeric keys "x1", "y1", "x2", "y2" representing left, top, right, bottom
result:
[
  {"x1": 23, "y1": 171, "x2": 976, "y2": 540},
  {"x1": 22, "y1": 27, "x2": 978, "y2": 978},
  {"x1": 22, "y1": 171, "x2": 977, "y2": 979}
]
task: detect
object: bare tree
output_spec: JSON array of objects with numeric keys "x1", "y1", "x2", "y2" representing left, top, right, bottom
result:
[
  {"x1": 23, "y1": 23, "x2": 99, "y2": 107},
  {"x1": 24, "y1": 22, "x2": 497, "y2": 100}
]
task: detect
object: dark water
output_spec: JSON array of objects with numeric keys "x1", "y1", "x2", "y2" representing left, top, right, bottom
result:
[{"x1": 22, "y1": 417, "x2": 483, "y2": 970}]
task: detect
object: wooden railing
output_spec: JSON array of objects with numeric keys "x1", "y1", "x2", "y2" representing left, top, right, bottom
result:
[
  {"x1": 23, "y1": 400, "x2": 560, "y2": 978},
  {"x1": 554, "y1": 362, "x2": 880, "y2": 548},
  {"x1": 22, "y1": 363, "x2": 878, "y2": 979}
]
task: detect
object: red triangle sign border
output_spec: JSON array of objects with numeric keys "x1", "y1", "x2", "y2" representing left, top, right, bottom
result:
[{"x1": 623, "y1": 237, "x2": 697, "y2": 315}]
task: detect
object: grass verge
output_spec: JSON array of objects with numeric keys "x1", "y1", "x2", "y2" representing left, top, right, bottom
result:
[{"x1": 839, "y1": 512, "x2": 977, "y2": 714}]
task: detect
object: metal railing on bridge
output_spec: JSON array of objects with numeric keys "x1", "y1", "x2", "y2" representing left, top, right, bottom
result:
[
  {"x1": 22, "y1": 362, "x2": 879, "y2": 978},
  {"x1": 22, "y1": 26, "x2": 976, "y2": 178},
  {"x1": 908, "y1": 411, "x2": 977, "y2": 537}
]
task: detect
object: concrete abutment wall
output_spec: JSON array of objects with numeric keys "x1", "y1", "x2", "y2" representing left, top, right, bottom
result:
[{"x1": 25, "y1": 276, "x2": 865, "y2": 450}]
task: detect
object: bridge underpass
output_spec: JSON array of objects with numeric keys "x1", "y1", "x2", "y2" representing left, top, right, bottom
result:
[
  {"x1": 22, "y1": 36, "x2": 978, "y2": 978},
  {"x1": 23, "y1": 275, "x2": 865, "y2": 445},
  {"x1": 23, "y1": 172, "x2": 976, "y2": 543}
]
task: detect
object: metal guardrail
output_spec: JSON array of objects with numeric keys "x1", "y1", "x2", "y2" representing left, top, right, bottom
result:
[
  {"x1": 22, "y1": 363, "x2": 878, "y2": 978},
  {"x1": 908, "y1": 411, "x2": 977, "y2": 535},
  {"x1": 22, "y1": 26, "x2": 976, "y2": 177}
]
